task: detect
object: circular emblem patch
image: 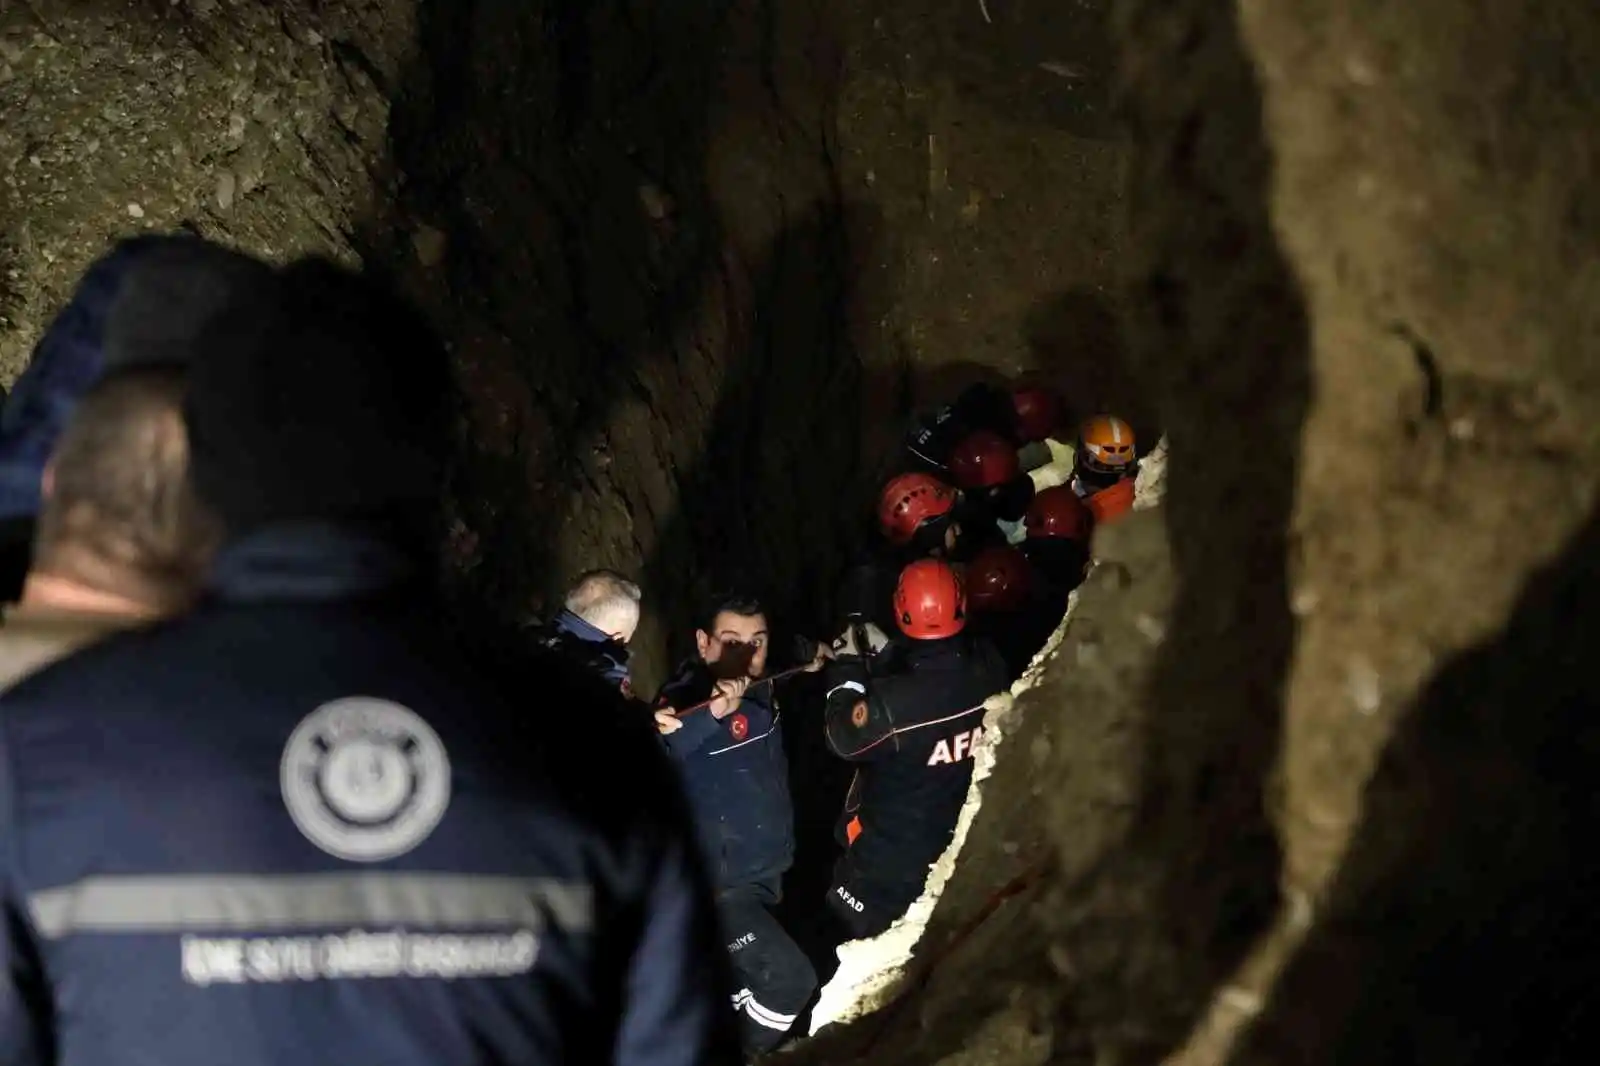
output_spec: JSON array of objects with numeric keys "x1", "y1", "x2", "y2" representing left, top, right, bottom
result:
[
  {"x1": 851, "y1": 700, "x2": 870, "y2": 728},
  {"x1": 728, "y1": 712, "x2": 750, "y2": 741},
  {"x1": 281, "y1": 697, "x2": 451, "y2": 862}
]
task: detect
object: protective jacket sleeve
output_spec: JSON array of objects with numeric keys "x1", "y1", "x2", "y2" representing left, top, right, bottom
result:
[
  {"x1": 823, "y1": 659, "x2": 898, "y2": 762},
  {"x1": 655, "y1": 665, "x2": 722, "y2": 758},
  {"x1": 0, "y1": 745, "x2": 47, "y2": 1066},
  {"x1": 660, "y1": 708, "x2": 721, "y2": 759},
  {"x1": 905, "y1": 383, "x2": 1017, "y2": 469},
  {"x1": 615, "y1": 822, "x2": 743, "y2": 1066}
]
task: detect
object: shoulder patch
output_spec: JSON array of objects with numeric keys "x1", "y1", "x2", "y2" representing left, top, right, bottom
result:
[
  {"x1": 281, "y1": 697, "x2": 451, "y2": 862},
  {"x1": 728, "y1": 712, "x2": 750, "y2": 741},
  {"x1": 851, "y1": 700, "x2": 869, "y2": 728}
]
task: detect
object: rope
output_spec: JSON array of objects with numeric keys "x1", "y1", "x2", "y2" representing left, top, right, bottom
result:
[{"x1": 667, "y1": 662, "x2": 816, "y2": 718}]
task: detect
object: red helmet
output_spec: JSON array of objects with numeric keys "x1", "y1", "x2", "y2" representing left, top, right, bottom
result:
[
  {"x1": 965, "y1": 544, "x2": 1034, "y2": 613},
  {"x1": 947, "y1": 430, "x2": 1021, "y2": 490},
  {"x1": 1011, "y1": 387, "x2": 1064, "y2": 443},
  {"x1": 1024, "y1": 485, "x2": 1094, "y2": 544},
  {"x1": 894, "y1": 559, "x2": 967, "y2": 639},
  {"x1": 877, "y1": 473, "x2": 957, "y2": 546}
]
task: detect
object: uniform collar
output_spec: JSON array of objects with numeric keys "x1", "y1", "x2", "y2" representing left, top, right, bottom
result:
[
  {"x1": 554, "y1": 609, "x2": 618, "y2": 645},
  {"x1": 207, "y1": 521, "x2": 418, "y2": 603}
]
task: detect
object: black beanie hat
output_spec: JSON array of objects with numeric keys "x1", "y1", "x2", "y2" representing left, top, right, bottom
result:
[
  {"x1": 103, "y1": 236, "x2": 278, "y2": 372},
  {"x1": 184, "y1": 257, "x2": 453, "y2": 538}
]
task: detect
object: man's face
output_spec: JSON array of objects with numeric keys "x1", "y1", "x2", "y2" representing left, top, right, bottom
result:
[
  {"x1": 696, "y1": 610, "x2": 769, "y2": 679},
  {"x1": 612, "y1": 605, "x2": 640, "y2": 645}
]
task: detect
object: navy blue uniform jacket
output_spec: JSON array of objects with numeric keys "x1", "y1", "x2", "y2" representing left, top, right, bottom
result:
[
  {"x1": 534, "y1": 608, "x2": 633, "y2": 694},
  {"x1": 656, "y1": 662, "x2": 794, "y2": 895},
  {"x1": 0, "y1": 525, "x2": 740, "y2": 1066}
]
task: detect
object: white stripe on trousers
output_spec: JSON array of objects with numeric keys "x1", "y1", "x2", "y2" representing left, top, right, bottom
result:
[{"x1": 731, "y1": 988, "x2": 797, "y2": 1031}]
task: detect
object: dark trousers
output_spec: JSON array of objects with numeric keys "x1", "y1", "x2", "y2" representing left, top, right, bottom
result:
[
  {"x1": 718, "y1": 881, "x2": 816, "y2": 1053},
  {"x1": 824, "y1": 850, "x2": 926, "y2": 941}
]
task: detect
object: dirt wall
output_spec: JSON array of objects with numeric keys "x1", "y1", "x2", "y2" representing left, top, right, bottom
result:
[
  {"x1": 792, "y1": 0, "x2": 1600, "y2": 1063},
  {"x1": 1, "y1": 0, "x2": 1127, "y2": 676},
  {"x1": 0, "y1": 0, "x2": 413, "y2": 378},
  {"x1": 368, "y1": 0, "x2": 1129, "y2": 690}
]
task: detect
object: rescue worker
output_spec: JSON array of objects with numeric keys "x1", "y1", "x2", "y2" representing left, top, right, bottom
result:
[
  {"x1": 1021, "y1": 485, "x2": 1096, "y2": 597},
  {"x1": 840, "y1": 457, "x2": 1039, "y2": 636},
  {"x1": 877, "y1": 470, "x2": 961, "y2": 558},
  {"x1": 654, "y1": 593, "x2": 819, "y2": 1055},
  {"x1": 1, "y1": 365, "x2": 220, "y2": 688},
  {"x1": 834, "y1": 471, "x2": 963, "y2": 637},
  {"x1": 534, "y1": 567, "x2": 642, "y2": 696},
  {"x1": 1072, "y1": 413, "x2": 1139, "y2": 524},
  {"x1": 963, "y1": 489, "x2": 1093, "y2": 682},
  {"x1": 964, "y1": 543, "x2": 1034, "y2": 616},
  {"x1": 821, "y1": 559, "x2": 1009, "y2": 938},
  {"x1": 905, "y1": 381, "x2": 1065, "y2": 478},
  {"x1": 0, "y1": 235, "x2": 270, "y2": 601},
  {"x1": 0, "y1": 257, "x2": 740, "y2": 1066},
  {"x1": 944, "y1": 429, "x2": 1042, "y2": 543},
  {"x1": 961, "y1": 542, "x2": 1040, "y2": 679}
]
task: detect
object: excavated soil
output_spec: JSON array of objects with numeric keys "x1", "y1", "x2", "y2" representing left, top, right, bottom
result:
[
  {"x1": 5, "y1": 1, "x2": 1600, "y2": 1064},
  {"x1": 0, "y1": 0, "x2": 413, "y2": 376}
]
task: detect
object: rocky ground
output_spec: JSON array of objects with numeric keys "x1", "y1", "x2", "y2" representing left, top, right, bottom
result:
[{"x1": 0, "y1": 0, "x2": 413, "y2": 377}]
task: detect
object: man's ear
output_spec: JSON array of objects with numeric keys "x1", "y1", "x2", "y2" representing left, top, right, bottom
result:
[
  {"x1": 40, "y1": 457, "x2": 56, "y2": 501},
  {"x1": 695, "y1": 629, "x2": 711, "y2": 658}
]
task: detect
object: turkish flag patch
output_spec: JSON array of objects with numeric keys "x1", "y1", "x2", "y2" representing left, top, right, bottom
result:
[{"x1": 728, "y1": 713, "x2": 749, "y2": 741}]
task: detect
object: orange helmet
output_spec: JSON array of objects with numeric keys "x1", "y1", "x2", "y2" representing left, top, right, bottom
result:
[
  {"x1": 1011, "y1": 387, "x2": 1064, "y2": 443},
  {"x1": 1024, "y1": 485, "x2": 1094, "y2": 544},
  {"x1": 965, "y1": 544, "x2": 1034, "y2": 613},
  {"x1": 947, "y1": 430, "x2": 1021, "y2": 490},
  {"x1": 877, "y1": 472, "x2": 956, "y2": 546},
  {"x1": 894, "y1": 559, "x2": 967, "y2": 639},
  {"x1": 1077, "y1": 414, "x2": 1137, "y2": 478}
]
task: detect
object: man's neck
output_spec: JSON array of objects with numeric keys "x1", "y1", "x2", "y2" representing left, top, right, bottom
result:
[{"x1": 18, "y1": 572, "x2": 163, "y2": 622}]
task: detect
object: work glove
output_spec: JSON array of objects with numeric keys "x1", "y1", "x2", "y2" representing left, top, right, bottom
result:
[
  {"x1": 831, "y1": 621, "x2": 890, "y2": 660},
  {"x1": 1028, "y1": 455, "x2": 1075, "y2": 493},
  {"x1": 792, "y1": 634, "x2": 832, "y2": 673}
]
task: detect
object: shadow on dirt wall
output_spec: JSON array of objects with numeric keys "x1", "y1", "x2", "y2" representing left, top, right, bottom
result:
[
  {"x1": 636, "y1": 202, "x2": 880, "y2": 664},
  {"x1": 357, "y1": 0, "x2": 879, "y2": 916},
  {"x1": 1025, "y1": 287, "x2": 1164, "y2": 453},
  {"x1": 1224, "y1": 501, "x2": 1600, "y2": 1066},
  {"x1": 1050, "y1": 0, "x2": 1309, "y2": 1057},
  {"x1": 361, "y1": 0, "x2": 738, "y2": 630}
]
